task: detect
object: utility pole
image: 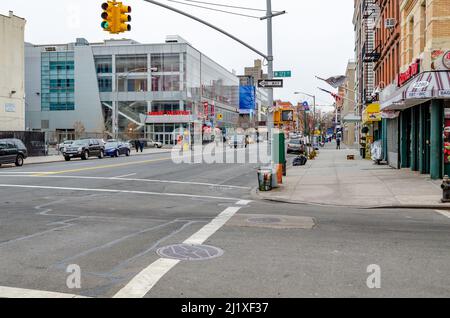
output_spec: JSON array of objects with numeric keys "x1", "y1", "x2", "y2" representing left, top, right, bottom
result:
[{"x1": 266, "y1": 0, "x2": 274, "y2": 143}]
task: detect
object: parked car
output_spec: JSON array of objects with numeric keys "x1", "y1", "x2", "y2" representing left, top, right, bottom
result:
[
  {"x1": 147, "y1": 139, "x2": 163, "y2": 149},
  {"x1": 0, "y1": 139, "x2": 28, "y2": 167},
  {"x1": 104, "y1": 141, "x2": 131, "y2": 157},
  {"x1": 63, "y1": 139, "x2": 105, "y2": 161},
  {"x1": 287, "y1": 139, "x2": 306, "y2": 154},
  {"x1": 58, "y1": 140, "x2": 74, "y2": 153}
]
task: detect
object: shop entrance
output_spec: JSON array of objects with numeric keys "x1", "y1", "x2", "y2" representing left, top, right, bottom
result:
[{"x1": 420, "y1": 105, "x2": 431, "y2": 174}]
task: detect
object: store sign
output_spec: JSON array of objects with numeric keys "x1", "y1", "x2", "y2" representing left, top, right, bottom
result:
[
  {"x1": 444, "y1": 51, "x2": 450, "y2": 70},
  {"x1": 4, "y1": 103, "x2": 16, "y2": 113},
  {"x1": 412, "y1": 81, "x2": 430, "y2": 89},
  {"x1": 148, "y1": 111, "x2": 191, "y2": 116},
  {"x1": 407, "y1": 91, "x2": 431, "y2": 99},
  {"x1": 398, "y1": 60, "x2": 420, "y2": 87},
  {"x1": 439, "y1": 90, "x2": 450, "y2": 98}
]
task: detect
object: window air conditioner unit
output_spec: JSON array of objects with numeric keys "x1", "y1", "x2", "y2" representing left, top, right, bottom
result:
[{"x1": 385, "y1": 18, "x2": 397, "y2": 29}]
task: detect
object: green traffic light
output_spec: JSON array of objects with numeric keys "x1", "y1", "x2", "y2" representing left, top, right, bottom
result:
[{"x1": 101, "y1": 21, "x2": 109, "y2": 29}]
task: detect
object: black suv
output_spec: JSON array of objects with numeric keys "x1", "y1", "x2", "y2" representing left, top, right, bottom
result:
[
  {"x1": 0, "y1": 139, "x2": 28, "y2": 167},
  {"x1": 63, "y1": 139, "x2": 105, "y2": 161}
]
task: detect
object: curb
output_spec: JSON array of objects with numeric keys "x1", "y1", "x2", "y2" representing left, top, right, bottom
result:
[{"x1": 252, "y1": 189, "x2": 450, "y2": 210}]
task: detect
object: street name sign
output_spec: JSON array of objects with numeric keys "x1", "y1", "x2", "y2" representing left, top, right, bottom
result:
[
  {"x1": 274, "y1": 71, "x2": 291, "y2": 78},
  {"x1": 258, "y1": 79, "x2": 284, "y2": 88}
]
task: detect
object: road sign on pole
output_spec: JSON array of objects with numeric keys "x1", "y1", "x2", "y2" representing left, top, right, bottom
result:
[
  {"x1": 258, "y1": 79, "x2": 284, "y2": 88},
  {"x1": 274, "y1": 71, "x2": 291, "y2": 78}
]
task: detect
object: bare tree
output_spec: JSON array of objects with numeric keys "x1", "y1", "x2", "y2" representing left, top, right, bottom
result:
[
  {"x1": 73, "y1": 121, "x2": 86, "y2": 140},
  {"x1": 125, "y1": 122, "x2": 139, "y2": 140}
]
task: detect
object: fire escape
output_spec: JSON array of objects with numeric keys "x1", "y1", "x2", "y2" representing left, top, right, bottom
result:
[{"x1": 361, "y1": 0, "x2": 381, "y2": 105}]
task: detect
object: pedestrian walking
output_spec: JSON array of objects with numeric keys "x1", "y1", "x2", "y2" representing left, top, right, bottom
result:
[
  {"x1": 139, "y1": 139, "x2": 145, "y2": 153},
  {"x1": 336, "y1": 138, "x2": 341, "y2": 150},
  {"x1": 134, "y1": 140, "x2": 140, "y2": 153}
]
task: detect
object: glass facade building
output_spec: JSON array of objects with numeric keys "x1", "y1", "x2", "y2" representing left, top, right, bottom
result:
[
  {"x1": 25, "y1": 37, "x2": 240, "y2": 145},
  {"x1": 41, "y1": 51, "x2": 75, "y2": 111}
]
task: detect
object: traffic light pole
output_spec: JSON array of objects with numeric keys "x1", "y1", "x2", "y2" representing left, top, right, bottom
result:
[
  {"x1": 141, "y1": 0, "x2": 285, "y2": 168},
  {"x1": 265, "y1": 0, "x2": 274, "y2": 148}
]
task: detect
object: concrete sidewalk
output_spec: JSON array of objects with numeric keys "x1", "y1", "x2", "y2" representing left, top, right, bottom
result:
[
  {"x1": 24, "y1": 148, "x2": 172, "y2": 165},
  {"x1": 257, "y1": 143, "x2": 450, "y2": 209}
]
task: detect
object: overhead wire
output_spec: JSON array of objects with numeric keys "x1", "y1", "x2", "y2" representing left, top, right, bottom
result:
[
  {"x1": 166, "y1": 0, "x2": 262, "y2": 19},
  {"x1": 180, "y1": 0, "x2": 276, "y2": 13}
]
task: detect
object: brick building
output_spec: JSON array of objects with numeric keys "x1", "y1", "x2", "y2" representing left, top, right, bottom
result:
[{"x1": 379, "y1": 0, "x2": 450, "y2": 178}]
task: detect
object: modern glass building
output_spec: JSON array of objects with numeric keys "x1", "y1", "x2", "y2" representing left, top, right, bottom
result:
[{"x1": 25, "y1": 36, "x2": 240, "y2": 144}]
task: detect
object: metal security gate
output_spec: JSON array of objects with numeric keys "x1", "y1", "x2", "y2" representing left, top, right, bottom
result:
[
  {"x1": 0, "y1": 131, "x2": 46, "y2": 157},
  {"x1": 386, "y1": 118, "x2": 400, "y2": 169}
]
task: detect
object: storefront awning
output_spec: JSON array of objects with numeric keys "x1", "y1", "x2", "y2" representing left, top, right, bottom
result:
[
  {"x1": 342, "y1": 113, "x2": 362, "y2": 123},
  {"x1": 363, "y1": 103, "x2": 381, "y2": 124},
  {"x1": 381, "y1": 71, "x2": 450, "y2": 111},
  {"x1": 404, "y1": 71, "x2": 450, "y2": 99}
]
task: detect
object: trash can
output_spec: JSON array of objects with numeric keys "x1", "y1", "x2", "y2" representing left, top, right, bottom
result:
[{"x1": 257, "y1": 168, "x2": 273, "y2": 192}]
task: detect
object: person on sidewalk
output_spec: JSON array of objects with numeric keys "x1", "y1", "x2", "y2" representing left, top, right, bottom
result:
[
  {"x1": 336, "y1": 138, "x2": 341, "y2": 150},
  {"x1": 134, "y1": 140, "x2": 140, "y2": 153},
  {"x1": 139, "y1": 139, "x2": 145, "y2": 153}
]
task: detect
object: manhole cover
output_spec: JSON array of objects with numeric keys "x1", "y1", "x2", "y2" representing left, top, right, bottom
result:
[
  {"x1": 157, "y1": 244, "x2": 224, "y2": 261},
  {"x1": 247, "y1": 217, "x2": 282, "y2": 224}
]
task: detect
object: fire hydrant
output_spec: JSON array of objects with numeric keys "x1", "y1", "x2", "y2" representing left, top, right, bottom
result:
[{"x1": 441, "y1": 175, "x2": 450, "y2": 203}]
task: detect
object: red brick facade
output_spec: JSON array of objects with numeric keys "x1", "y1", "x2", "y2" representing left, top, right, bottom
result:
[{"x1": 374, "y1": 0, "x2": 401, "y2": 89}]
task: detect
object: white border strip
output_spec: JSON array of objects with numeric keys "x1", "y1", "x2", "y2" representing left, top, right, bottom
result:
[
  {"x1": 435, "y1": 210, "x2": 450, "y2": 219},
  {"x1": 113, "y1": 206, "x2": 242, "y2": 298},
  {"x1": 0, "y1": 184, "x2": 242, "y2": 202},
  {"x1": 0, "y1": 286, "x2": 88, "y2": 298},
  {"x1": 0, "y1": 175, "x2": 251, "y2": 190}
]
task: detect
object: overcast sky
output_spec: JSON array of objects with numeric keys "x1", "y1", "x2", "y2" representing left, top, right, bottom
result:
[{"x1": 1, "y1": 0, "x2": 355, "y2": 111}]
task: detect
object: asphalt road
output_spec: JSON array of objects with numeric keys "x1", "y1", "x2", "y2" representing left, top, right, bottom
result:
[{"x1": 0, "y1": 147, "x2": 450, "y2": 298}]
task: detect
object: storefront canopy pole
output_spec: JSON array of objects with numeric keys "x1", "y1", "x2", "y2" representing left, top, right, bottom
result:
[{"x1": 142, "y1": 0, "x2": 269, "y2": 60}]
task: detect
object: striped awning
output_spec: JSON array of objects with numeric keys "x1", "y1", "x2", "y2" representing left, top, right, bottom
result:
[
  {"x1": 381, "y1": 71, "x2": 450, "y2": 111},
  {"x1": 404, "y1": 71, "x2": 450, "y2": 99}
]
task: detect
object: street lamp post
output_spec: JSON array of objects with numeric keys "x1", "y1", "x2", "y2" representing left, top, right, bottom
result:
[{"x1": 294, "y1": 91, "x2": 316, "y2": 137}]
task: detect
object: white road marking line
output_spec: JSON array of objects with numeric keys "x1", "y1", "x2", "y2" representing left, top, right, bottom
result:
[
  {"x1": 112, "y1": 173, "x2": 137, "y2": 179},
  {"x1": 0, "y1": 171, "x2": 50, "y2": 174},
  {"x1": 0, "y1": 184, "x2": 242, "y2": 202},
  {"x1": 435, "y1": 210, "x2": 450, "y2": 218},
  {"x1": 113, "y1": 258, "x2": 180, "y2": 298},
  {"x1": 0, "y1": 286, "x2": 89, "y2": 298},
  {"x1": 236, "y1": 200, "x2": 252, "y2": 206},
  {"x1": 0, "y1": 175, "x2": 251, "y2": 190},
  {"x1": 184, "y1": 206, "x2": 241, "y2": 245},
  {"x1": 113, "y1": 206, "x2": 242, "y2": 298}
]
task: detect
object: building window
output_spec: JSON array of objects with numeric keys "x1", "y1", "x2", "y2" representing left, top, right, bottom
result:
[
  {"x1": 152, "y1": 75, "x2": 181, "y2": 92},
  {"x1": 95, "y1": 56, "x2": 113, "y2": 73},
  {"x1": 118, "y1": 77, "x2": 148, "y2": 92},
  {"x1": 152, "y1": 101, "x2": 180, "y2": 112},
  {"x1": 116, "y1": 55, "x2": 148, "y2": 73},
  {"x1": 41, "y1": 51, "x2": 75, "y2": 111},
  {"x1": 420, "y1": 3, "x2": 426, "y2": 53},
  {"x1": 98, "y1": 77, "x2": 113, "y2": 92},
  {"x1": 408, "y1": 17, "x2": 414, "y2": 62},
  {"x1": 151, "y1": 53, "x2": 180, "y2": 72}
]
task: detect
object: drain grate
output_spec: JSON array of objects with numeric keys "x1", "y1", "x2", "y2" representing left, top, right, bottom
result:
[
  {"x1": 247, "y1": 217, "x2": 282, "y2": 224},
  {"x1": 157, "y1": 244, "x2": 224, "y2": 261}
]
